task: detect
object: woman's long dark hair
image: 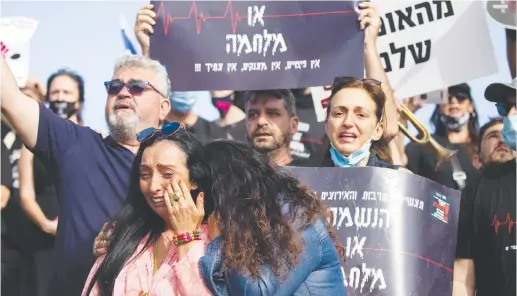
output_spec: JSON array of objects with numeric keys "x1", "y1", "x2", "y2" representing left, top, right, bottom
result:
[
  {"x1": 87, "y1": 129, "x2": 212, "y2": 296},
  {"x1": 204, "y1": 140, "x2": 345, "y2": 280}
]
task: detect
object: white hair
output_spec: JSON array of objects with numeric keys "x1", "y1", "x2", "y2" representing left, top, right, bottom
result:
[{"x1": 113, "y1": 54, "x2": 171, "y2": 98}]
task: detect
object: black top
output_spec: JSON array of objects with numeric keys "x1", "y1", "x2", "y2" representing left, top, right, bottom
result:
[
  {"x1": 455, "y1": 159, "x2": 516, "y2": 296},
  {"x1": 21, "y1": 156, "x2": 60, "y2": 251},
  {"x1": 290, "y1": 93, "x2": 326, "y2": 161},
  {"x1": 186, "y1": 117, "x2": 227, "y2": 145},
  {"x1": 1, "y1": 140, "x2": 13, "y2": 189},
  {"x1": 405, "y1": 134, "x2": 480, "y2": 189},
  {"x1": 1, "y1": 140, "x2": 13, "y2": 237}
]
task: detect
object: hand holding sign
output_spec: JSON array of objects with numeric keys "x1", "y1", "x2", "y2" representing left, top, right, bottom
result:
[
  {"x1": 135, "y1": 4, "x2": 157, "y2": 57},
  {"x1": 358, "y1": 1, "x2": 382, "y2": 46}
]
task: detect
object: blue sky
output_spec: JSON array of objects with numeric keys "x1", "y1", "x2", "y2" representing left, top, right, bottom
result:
[{"x1": 1, "y1": 1, "x2": 512, "y2": 134}]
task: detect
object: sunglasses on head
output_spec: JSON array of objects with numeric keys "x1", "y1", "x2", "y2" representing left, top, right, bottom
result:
[
  {"x1": 137, "y1": 122, "x2": 189, "y2": 143},
  {"x1": 331, "y1": 77, "x2": 381, "y2": 91},
  {"x1": 104, "y1": 79, "x2": 166, "y2": 98}
]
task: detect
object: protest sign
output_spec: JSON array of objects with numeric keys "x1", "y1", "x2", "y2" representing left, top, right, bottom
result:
[
  {"x1": 0, "y1": 17, "x2": 38, "y2": 88},
  {"x1": 287, "y1": 166, "x2": 461, "y2": 295},
  {"x1": 150, "y1": 1, "x2": 364, "y2": 91},
  {"x1": 486, "y1": 0, "x2": 516, "y2": 29},
  {"x1": 376, "y1": 1, "x2": 498, "y2": 99}
]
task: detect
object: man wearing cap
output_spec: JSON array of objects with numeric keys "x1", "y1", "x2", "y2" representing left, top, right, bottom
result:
[{"x1": 453, "y1": 78, "x2": 516, "y2": 296}]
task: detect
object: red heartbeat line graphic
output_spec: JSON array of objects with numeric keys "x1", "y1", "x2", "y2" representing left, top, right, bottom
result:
[
  {"x1": 363, "y1": 248, "x2": 453, "y2": 272},
  {"x1": 156, "y1": 1, "x2": 355, "y2": 36},
  {"x1": 491, "y1": 213, "x2": 516, "y2": 235}
]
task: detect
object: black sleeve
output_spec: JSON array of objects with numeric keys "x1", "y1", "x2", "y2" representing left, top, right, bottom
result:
[
  {"x1": 404, "y1": 142, "x2": 423, "y2": 174},
  {"x1": 1, "y1": 141, "x2": 13, "y2": 189},
  {"x1": 506, "y1": 28, "x2": 516, "y2": 42},
  {"x1": 455, "y1": 182, "x2": 477, "y2": 259}
]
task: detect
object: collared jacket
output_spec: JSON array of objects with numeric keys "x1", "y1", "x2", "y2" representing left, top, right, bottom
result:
[{"x1": 199, "y1": 217, "x2": 347, "y2": 296}]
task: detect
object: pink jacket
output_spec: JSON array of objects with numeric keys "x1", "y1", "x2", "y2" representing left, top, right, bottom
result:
[{"x1": 82, "y1": 225, "x2": 212, "y2": 296}]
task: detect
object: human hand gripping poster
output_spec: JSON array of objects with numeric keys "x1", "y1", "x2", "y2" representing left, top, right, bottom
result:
[{"x1": 149, "y1": 1, "x2": 365, "y2": 91}]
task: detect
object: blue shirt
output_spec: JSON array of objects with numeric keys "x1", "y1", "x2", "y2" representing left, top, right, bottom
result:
[{"x1": 29, "y1": 103, "x2": 134, "y2": 296}]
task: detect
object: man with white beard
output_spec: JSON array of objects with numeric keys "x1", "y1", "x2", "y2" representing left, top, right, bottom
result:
[{"x1": 0, "y1": 54, "x2": 170, "y2": 296}]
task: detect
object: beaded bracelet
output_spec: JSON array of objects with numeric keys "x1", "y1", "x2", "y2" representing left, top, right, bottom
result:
[{"x1": 173, "y1": 230, "x2": 202, "y2": 246}]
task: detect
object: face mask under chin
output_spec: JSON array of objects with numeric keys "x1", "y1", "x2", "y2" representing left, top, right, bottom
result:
[{"x1": 439, "y1": 112, "x2": 470, "y2": 132}]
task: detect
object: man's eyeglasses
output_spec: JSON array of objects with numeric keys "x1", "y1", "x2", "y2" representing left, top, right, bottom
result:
[
  {"x1": 137, "y1": 122, "x2": 188, "y2": 143},
  {"x1": 104, "y1": 79, "x2": 166, "y2": 98}
]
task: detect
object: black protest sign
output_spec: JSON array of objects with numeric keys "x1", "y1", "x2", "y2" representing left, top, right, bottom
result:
[
  {"x1": 287, "y1": 166, "x2": 461, "y2": 296},
  {"x1": 149, "y1": 1, "x2": 364, "y2": 91}
]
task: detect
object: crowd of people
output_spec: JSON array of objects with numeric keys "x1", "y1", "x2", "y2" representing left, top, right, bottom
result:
[{"x1": 0, "y1": 2, "x2": 515, "y2": 296}]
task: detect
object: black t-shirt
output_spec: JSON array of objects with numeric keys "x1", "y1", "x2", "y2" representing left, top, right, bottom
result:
[
  {"x1": 222, "y1": 119, "x2": 247, "y2": 143},
  {"x1": 290, "y1": 93, "x2": 326, "y2": 161},
  {"x1": 186, "y1": 117, "x2": 227, "y2": 144},
  {"x1": 1, "y1": 140, "x2": 13, "y2": 189},
  {"x1": 405, "y1": 134, "x2": 480, "y2": 189},
  {"x1": 455, "y1": 159, "x2": 516, "y2": 296},
  {"x1": 1, "y1": 122, "x2": 32, "y2": 249},
  {"x1": 1, "y1": 140, "x2": 13, "y2": 237}
]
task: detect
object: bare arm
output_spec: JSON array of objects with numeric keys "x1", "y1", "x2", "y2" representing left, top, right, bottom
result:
[
  {"x1": 1, "y1": 185, "x2": 10, "y2": 209},
  {"x1": 19, "y1": 145, "x2": 57, "y2": 235},
  {"x1": 0, "y1": 57, "x2": 40, "y2": 149},
  {"x1": 360, "y1": 2, "x2": 398, "y2": 140},
  {"x1": 452, "y1": 259, "x2": 476, "y2": 296}
]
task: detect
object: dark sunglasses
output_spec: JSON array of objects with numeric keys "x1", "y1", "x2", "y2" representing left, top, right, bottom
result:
[
  {"x1": 104, "y1": 79, "x2": 166, "y2": 98},
  {"x1": 495, "y1": 101, "x2": 515, "y2": 116},
  {"x1": 448, "y1": 92, "x2": 470, "y2": 102},
  {"x1": 137, "y1": 122, "x2": 189, "y2": 143}
]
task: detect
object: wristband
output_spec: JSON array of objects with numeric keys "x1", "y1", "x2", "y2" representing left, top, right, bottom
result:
[{"x1": 173, "y1": 230, "x2": 202, "y2": 246}]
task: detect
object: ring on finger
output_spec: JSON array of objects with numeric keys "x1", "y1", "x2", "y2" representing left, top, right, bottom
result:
[{"x1": 172, "y1": 192, "x2": 182, "y2": 201}]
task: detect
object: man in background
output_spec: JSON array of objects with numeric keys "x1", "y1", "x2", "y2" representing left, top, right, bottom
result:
[
  {"x1": 244, "y1": 89, "x2": 303, "y2": 166},
  {"x1": 453, "y1": 78, "x2": 516, "y2": 296}
]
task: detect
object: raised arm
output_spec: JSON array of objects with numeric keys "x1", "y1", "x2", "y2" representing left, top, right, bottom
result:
[
  {"x1": 0, "y1": 57, "x2": 40, "y2": 149},
  {"x1": 359, "y1": 2, "x2": 398, "y2": 140}
]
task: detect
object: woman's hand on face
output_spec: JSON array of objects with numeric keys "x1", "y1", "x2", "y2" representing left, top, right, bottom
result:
[
  {"x1": 163, "y1": 177, "x2": 205, "y2": 235},
  {"x1": 207, "y1": 213, "x2": 221, "y2": 240}
]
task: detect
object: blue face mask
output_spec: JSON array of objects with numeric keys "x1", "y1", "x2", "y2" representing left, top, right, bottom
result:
[
  {"x1": 329, "y1": 141, "x2": 372, "y2": 167},
  {"x1": 502, "y1": 114, "x2": 517, "y2": 151},
  {"x1": 170, "y1": 91, "x2": 197, "y2": 113}
]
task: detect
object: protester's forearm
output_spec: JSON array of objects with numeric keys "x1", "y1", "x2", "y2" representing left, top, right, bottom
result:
[
  {"x1": 20, "y1": 194, "x2": 53, "y2": 230},
  {"x1": 452, "y1": 281, "x2": 475, "y2": 296},
  {"x1": 364, "y1": 44, "x2": 398, "y2": 139},
  {"x1": 1, "y1": 58, "x2": 40, "y2": 149},
  {"x1": 142, "y1": 47, "x2": 150, "y2": 58},
  {"x1": 1, "y1": 186, "x2": 10, "y2": 209}
]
